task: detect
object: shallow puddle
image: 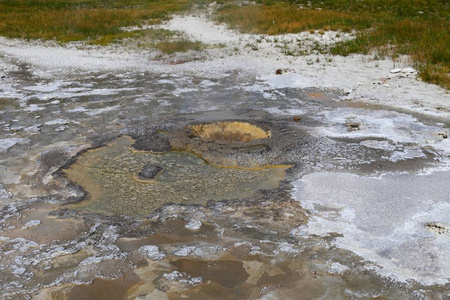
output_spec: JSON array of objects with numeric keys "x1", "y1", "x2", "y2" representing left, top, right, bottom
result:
[{"x1": 64, "y1": 136, "x2": 290, "y2": 216}]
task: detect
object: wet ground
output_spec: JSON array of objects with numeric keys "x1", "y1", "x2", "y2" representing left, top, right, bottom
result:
[{"x1": 1, "y1": 63, "x2": 450, "y2": 299}]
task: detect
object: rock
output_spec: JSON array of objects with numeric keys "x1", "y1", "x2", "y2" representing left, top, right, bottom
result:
[
  {"x1": 402, "y1": 67, "x2": 417, "y2": 74},
  {"x1": 139, "y1": 165, "x2": 163, "y2": 179},
  {"x1": 0, "y1": 138, "x2": 29, "y2": 153},
  {"x1": 25, "y1": 124, "x2": 42, "y2": 133},
  {"x1": 11, "y1": 266, "x2": 26, "y2": 275},
  {"x1": 438, "y1": 133, "x2": 448, "y2": 139},
  {"x1": 390, "y1": 68, "x2": 402, "y2": 74},
  {"x1": 339, "y1": 95, "x2": 352, "y2": 101},
  {"x1": 174, "y1": 246, "x2": 196, "y2": 257},
  {"x1": 345, "y1": 121, "x2": 361, "y2": 131},
  {"x1": 139, "y1": 245, "x2": 166, "y2": 260},
  {"x1": 45, "y1": 119, "x2": 69, "y2": 125},
  {"x1": 329, "y1": 262, "x2": 349, "y2": 275},
  {"x1": 10, "y1": 125, "x2": 25, "y2": 131},
  {"x1": 55, "y1": 126, "x2": 66, "y2": 132},
  {"x1": 293, "y1": 116, "x2": 301, "y2": 122},
  {"x1": 0, "y1": 184, "x2": 12, "y2": 200},
  {"x1": 22, "y1": 220, "x2": 41, "y2": 230},
  {"x1": 275, "y1": 68, "x2": 294, "y2": 75},
  {"x1": 185, "y1": 219, "x2": 202, "y2": 230},
  {"x1": 425, "y1": 222, "x2": 450, "y2": 235}
]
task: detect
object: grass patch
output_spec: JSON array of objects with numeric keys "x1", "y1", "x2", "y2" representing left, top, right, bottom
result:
[
  {"x1": 0, "y1": 0, "x2": 194, "y2": 43},
  {"x1": 217, "y1": 0, "x2": 450, "y2": 89},
  {"x1": 217, "y1": 3, "x2": 374, "y2": 34},
  {"x1": 156, "y1": 39, "x2": 203, "y2": 54},
  {"x1": 92, "y1": 28, "x2": 176, "y2": 46}
]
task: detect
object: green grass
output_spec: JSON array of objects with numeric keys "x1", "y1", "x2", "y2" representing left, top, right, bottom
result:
[{"x1": 217, "y1": 0, "x2": 450, "y2": 89}]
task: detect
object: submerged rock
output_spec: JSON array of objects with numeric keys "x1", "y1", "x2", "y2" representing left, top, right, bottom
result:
[
  {"x1": 22, "y1": 220, "x2": 41, "y2": 229},
  {"x1": 139, "y1": 165, "x2": 163, "y2": 179},
  {"x1": 139, "y1": 245, "x2": 166, "y2": 260}
]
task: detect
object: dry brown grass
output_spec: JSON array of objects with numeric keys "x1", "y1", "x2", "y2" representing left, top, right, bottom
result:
[
  {"x1": 0, "y1": 0, "x2": 192, "y2": 43},
  {"x1": 217, "y1": 3, "x2": 373, "y2": 34},
  {"x1": 191, "y1": 122, "x2": 271, "y2": 142}
]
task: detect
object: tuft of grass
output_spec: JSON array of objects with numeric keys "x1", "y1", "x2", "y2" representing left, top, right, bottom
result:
[
  {"x1": 217, "y1": 0, "x2": 450, "y2": 89},
  {"x1": 93, "y1": 28, "x2": 176, "y2": 46},
  {"x1": 156, "y1": 39, "x2": 203, "y2": 54}
]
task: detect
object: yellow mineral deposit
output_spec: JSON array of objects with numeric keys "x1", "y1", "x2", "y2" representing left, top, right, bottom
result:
[{"x1": 190, "y1": 121, "x2": 271, "y2": 142}]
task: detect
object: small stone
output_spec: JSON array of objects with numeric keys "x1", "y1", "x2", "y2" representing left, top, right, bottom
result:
[
  {"x1": 293, "y1": 116, "x2": 301, "y2": 122},
  {"x1": 45, "y1": 119, "x2": 69, "y2": 125},
  {"x1": 55, "y1": 126, "x2": 66, "y2": 132},
  {"x1": 174, "y1": 246, "x2": 196, "y2": 257},
  {"x1": 329, "y1": 262, "x2": 349, "y2": 275},
  {"x1": 185, "y1": 219, "x2": 202, "y2": 230},
  {"x1": 346, "y1": 122, "x2": 360, "y2": 131},
  {"x1": 10, "y1": 125, "x2": 25, "y2": 131},
  {"x1": 339, "y1": 95, "x2": 352, "y2": 101},
  {"x1": 139, "y1": 245, "x2": 166, "y2": 260},
  {"x1": 22, "y1": 220, "x2": 41, "y2": 230},
  {"x1": 343, "y1": 89, "x2": 352, "y2": 95},
  {"x1": 402, "y1": 67, "x2": 417, "y2": 74},
  {"x1": 12, "y1": 266, "x2": 26, "y2": 275},
  {"x1": 25, "y1": 124, "x2": 42, "y2": 133},
  {"x1": 390, "y1": 68, "x2": 402, "y2": 74},
  {"x1": 275, "y1": 69, "x2": 283, "y2": 75},
  {"x1": 0, "y1": 184, "x2": 12, "y2": 199},
  {"x1": 139, "y1": 165, "x2": 163, "y2": 179}
]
